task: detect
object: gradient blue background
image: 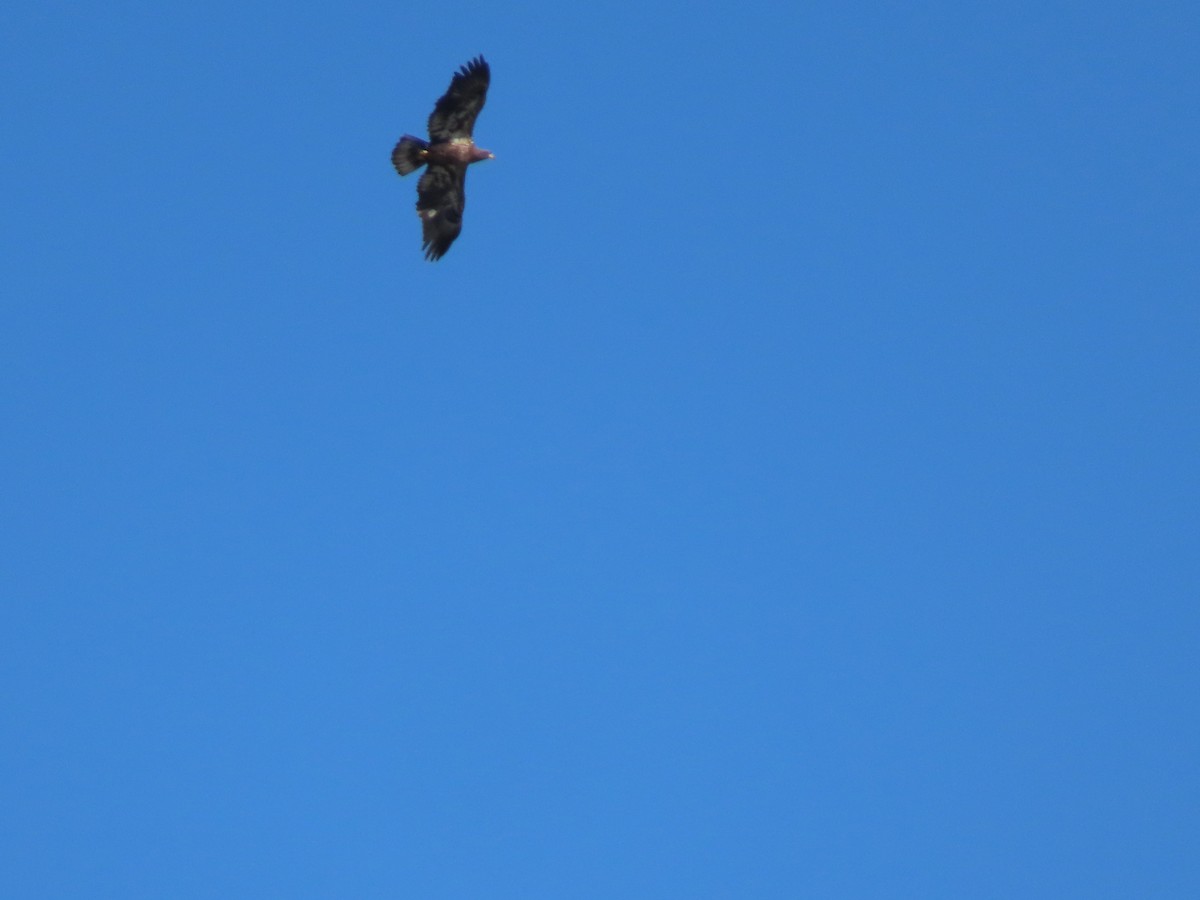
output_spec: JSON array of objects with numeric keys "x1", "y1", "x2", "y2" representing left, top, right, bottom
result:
[{"x1": 3, "y1": 1, "x2": 1197, "y2": 896}]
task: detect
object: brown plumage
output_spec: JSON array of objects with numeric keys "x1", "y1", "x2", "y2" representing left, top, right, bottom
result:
[{"x1": 391, "y1": 56, "x2": 494, "y2": 261}]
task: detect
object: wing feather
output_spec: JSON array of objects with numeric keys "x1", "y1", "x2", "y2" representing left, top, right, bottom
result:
[
  {"x1": 416, "y1": 164, "x2": 468, "y2": 260},
  {"x1": 427, "y1": 56, "x2": 490, "y2": 142}
]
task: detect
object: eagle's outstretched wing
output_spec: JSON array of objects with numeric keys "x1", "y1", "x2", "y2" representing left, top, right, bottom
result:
[
  {"x1": 416, "y1": 164, "x2": 467, "y2": 260},
  {"x1": 427, "y1": 56, "x2": 490, "y2": 142}
]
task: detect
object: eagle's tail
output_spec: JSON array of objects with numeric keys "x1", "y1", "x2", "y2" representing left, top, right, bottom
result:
[{"x1": 392, "y1": 135, "x2": 429, "y2": 176}]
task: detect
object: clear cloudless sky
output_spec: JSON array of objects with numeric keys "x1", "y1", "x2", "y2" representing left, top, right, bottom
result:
[{"x1": 2, "y1": 1, "x2": 1197, "y2": 896}]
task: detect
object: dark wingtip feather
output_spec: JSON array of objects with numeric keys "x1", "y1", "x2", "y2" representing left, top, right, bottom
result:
[
  {"x1": 458, "y1": 55, "x2": 488, "y2": 79},
  {"x1": 423, "y1": 238, "x2": 452, "y2": 261}
]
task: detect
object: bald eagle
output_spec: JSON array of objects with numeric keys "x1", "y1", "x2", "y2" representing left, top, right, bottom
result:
[{"x1": 391, "y1": 56, "x2": 494, "y2": 261}]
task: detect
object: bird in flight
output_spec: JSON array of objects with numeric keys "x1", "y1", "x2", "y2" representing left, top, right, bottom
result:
[{"x1": 391, "y1": 56, "x2": 494, "y2": 261}]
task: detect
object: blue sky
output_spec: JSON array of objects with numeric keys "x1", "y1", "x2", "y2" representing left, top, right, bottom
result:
[{"x1": 3, "y1": 1, "x2": 1197, "y2": 896}]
